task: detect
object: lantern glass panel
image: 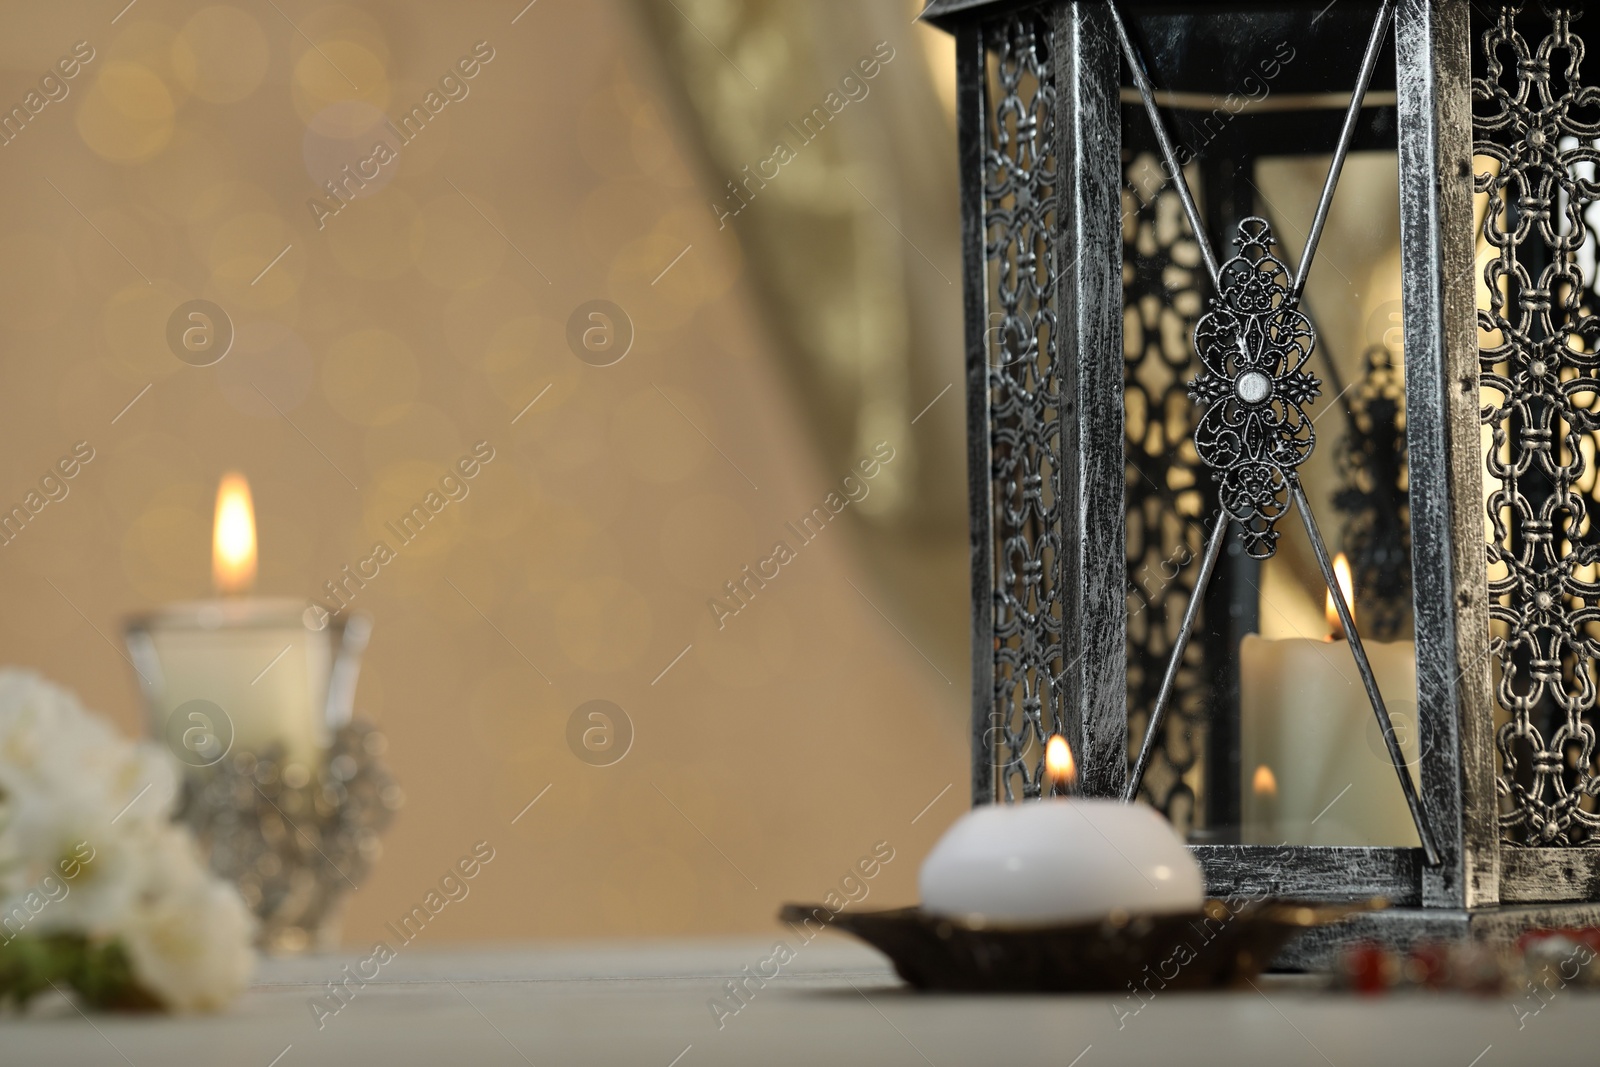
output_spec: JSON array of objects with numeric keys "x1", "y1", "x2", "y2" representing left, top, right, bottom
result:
[{"x1": 1117, "y1": 5, "x2": 1420, "y2": 850}]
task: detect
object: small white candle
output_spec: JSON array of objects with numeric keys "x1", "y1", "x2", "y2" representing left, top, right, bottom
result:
[
  {"x1": 920, "y1": 737, "x2": 1203, "y2": 924},
  {"x1": 132, "y1": 597, "x2": 331, "y2": 771},
  {"x1": 127, "y1": 474, "x2": 331, "y2": 772},
  {"x1": 1239, "y1": 554, "x2": 1420, "y2": 846}
]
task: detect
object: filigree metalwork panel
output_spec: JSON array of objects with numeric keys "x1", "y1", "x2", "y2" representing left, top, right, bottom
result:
[
  {"x1": 1123, "y1": 154, "x2": 1207, "y2": 831},
  {"x1": 982, "y1": 13, "x2": 1062, "y2": 803},
  {"x1": 1189, "y1": 217, "x2": 1322, "y2": 561},
  {"x1": 1475, "y1": 5, "x2": 1600, "y2": 845},
  {"x1": 1334, "y1": 345, "x2": 1412, "y2": 642}
]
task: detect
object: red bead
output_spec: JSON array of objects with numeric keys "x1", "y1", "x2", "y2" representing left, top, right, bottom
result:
[
  {"x1": 1345, "y1": 941, "x2": 1393, "y2": 994},
  {"x1": 1407, "y1": 942, "x2": 1450, "y2": 990}
]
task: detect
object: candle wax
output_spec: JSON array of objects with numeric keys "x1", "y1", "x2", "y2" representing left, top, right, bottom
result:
[
  {"x1": 920, "y1": 799, "x2": 1203, "y2": 925},
  {"x1": 130, "y1": 598, "x2": 331, "y2": 771},
  {"x1": 1239, "y1": 633, "x2": 1421, "y2": 847}
]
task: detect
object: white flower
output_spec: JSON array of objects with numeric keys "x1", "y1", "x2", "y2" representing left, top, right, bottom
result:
[
  {"x1": 0, "y1": 668, "x2": 256, "y2": 1012},
  {"x1": 119, "y1": 826, "x2": 256, "y2": 1012},
  {"x1": 3, "y1": 791, "x2": 142, "y2": 936},
  {"x1": 0, "y1": 670, "x2": 177, "y2": 932}
]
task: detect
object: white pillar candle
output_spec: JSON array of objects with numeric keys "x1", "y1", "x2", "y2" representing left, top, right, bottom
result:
[
  {"x1": 129, "y1": 598, "x2": 331, "y2": 772},
  {"x1": 1238, "y1": 555, "x2": 1420, "y2": 846}
]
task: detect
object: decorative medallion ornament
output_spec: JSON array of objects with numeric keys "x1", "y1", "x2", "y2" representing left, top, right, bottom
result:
[{"x1": 1188, "y1": 218, "x2": 1321, "y2": 559}]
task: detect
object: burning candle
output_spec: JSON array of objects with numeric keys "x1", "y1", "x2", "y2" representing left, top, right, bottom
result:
[
  {"x1": 919, "y1": 736, "x2": 1203, "y2": 924},
  {"x1": 1239, "y1": 553, "x2": 1419, "y2": 845},
  {"x1": 125, "y1": 473, "x2": 339, "y2": 774},
  {"x1": 214, "y1": 472, "x2": 258, "y2": 593}
]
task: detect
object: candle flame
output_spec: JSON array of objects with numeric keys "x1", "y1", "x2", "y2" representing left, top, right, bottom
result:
[
  {"x1": 213, "y1": 472, "x2": 257, "y2": 595},
  {"x1": 1325, "y1": 552, "x2": 1355, "y2": 640},
  {"x1": 1252, "y1": 763, "x2": 1278, "y2": 798},
  {"x1": 1045, "y1": 734, "x2": 1077, "y2": 792}
]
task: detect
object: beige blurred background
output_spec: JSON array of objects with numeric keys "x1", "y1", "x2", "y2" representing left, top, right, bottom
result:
[
  {"x1": 0, "y1": 0, "x2": 1417, "y2": 947},
  {"x1": 0, "y1": 0, "x2": 975, "y2": 945}
]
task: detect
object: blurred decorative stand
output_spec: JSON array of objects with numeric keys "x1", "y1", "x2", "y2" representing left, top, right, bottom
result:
[{"x1": 176, "y1": 720, "x2": 402, "y2": 954}]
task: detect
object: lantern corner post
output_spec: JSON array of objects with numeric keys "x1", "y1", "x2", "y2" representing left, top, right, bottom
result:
[
  {"x1": 1393, "y1": 0, "x2": 1498, "y2": 911},
  {"x1": 1055, "y1": 0, "x2": 1127, "y2": 799},
  {"x1": 956, "y1": 19, "x2": 997, "y2": 809}
]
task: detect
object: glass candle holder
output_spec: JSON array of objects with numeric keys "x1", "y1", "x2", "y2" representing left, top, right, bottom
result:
[{"x1": 124, "y1": 600, "x2": 369, "y2": 774}]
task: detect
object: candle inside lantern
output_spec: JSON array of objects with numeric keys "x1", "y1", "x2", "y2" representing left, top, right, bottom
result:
[
  {"x1": 125, "y1": 473, "x2": 333, "y2": 774},
  {"x1": 1326, "y1": 553, "x2": 1351, "y2": 641},
  {"x1": 920, "y1": 736, "x2": 1203, "y2": 924},
  {"x1": 1247, "y1": 762, "x2": 1279, "y2": 845},
  {"x1": 1239, "y1": 553, "x2": 1420, "y2": 846}
]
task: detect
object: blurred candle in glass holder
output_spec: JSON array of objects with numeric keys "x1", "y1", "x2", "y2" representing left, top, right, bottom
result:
[{"x1": 125, "y1": 473, "x2": 334, "y2": 776}]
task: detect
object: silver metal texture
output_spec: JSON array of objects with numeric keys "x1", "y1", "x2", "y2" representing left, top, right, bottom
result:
[
  {"x1": 965, "y1": 11, "x2": 1065, "y2": 804},
  {"x1": 1055, "y1": 0, "x2": 1128, "y2": 799},
  {"x1": 1394, "y1": 0, "x2": 1496, "y2": 914},
  {"x1": 1475, "y1": 6, "x2": 1600, "y2": 849},
  {"x1": 957, "y1": 18, "x2": 995, "y2": 811}
]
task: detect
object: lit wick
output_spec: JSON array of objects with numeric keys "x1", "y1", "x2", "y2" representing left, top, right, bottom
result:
[
  {"x1": 1252, "y1": 763, "x2": 1279, "y2": 839},
  {"x1": 213, "y1": 472, "x2": 257, "y2": 597},
  {"x1": 1325, "y1": 552, "x2": 1355, "y2": 642},
  {"x1": 1046, "y1": 734, "x2": 1077, "y2": 798}
]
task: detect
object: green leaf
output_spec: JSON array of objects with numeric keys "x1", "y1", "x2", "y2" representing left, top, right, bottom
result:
[
  {"x1": 67, "y1": 939, "x2": 161, "y2": 1012},
  {"x1": 0, "y1": 935, "x2": 160, "y2": 1012}
]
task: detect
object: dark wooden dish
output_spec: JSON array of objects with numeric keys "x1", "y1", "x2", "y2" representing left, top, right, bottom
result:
[{"x1": 777, "y1": 899, "x2": 1376, "y2": 992}]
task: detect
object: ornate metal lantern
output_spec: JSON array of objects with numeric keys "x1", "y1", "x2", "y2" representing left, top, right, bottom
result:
[{"x1": 925, "y1": 0, "x2": 1600, "y2": 962}]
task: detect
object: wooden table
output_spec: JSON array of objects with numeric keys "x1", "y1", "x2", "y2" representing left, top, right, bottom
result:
[{"x1": 6, "y1": 939, "x2": 1588, "y2": 1065}]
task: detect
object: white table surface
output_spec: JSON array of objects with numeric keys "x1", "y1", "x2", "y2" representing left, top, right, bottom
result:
[{"x1": 5, "y1": 938, "x2": 1590, "y2": 1066}]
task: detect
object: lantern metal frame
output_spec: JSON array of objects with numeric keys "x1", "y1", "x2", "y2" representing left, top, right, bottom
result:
[{"x1": 926, "y1": 0, "x2": 1600, "y2": 965}]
